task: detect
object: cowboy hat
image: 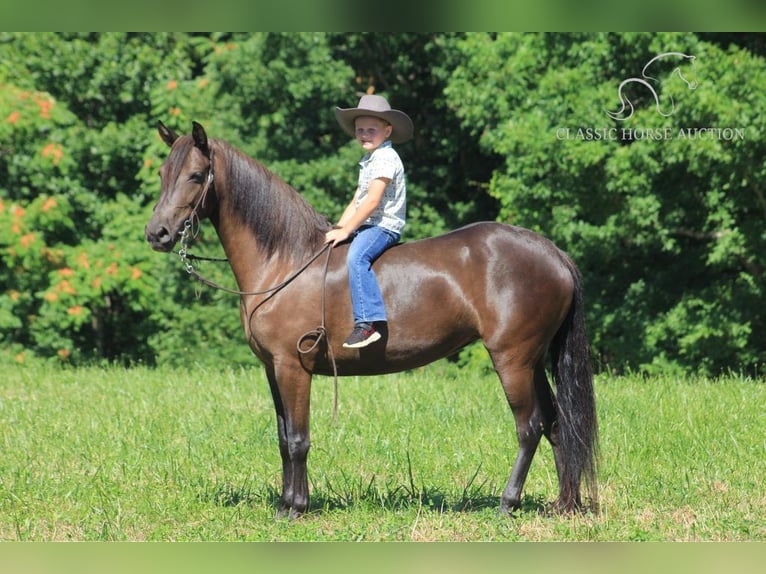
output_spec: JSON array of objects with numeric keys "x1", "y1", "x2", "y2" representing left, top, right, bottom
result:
[{"x1": 335, "y1": 94, "x2": 413, "y2": 144}]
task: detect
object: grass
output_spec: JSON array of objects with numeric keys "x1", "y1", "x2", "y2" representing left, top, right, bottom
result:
[{"x1": 0, "y1": 360, "x2": 764, "y2": 541}]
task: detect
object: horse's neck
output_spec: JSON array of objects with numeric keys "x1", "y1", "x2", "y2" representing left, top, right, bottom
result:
[
  {"x1": 210, "y1": 144, "x2": 329, "y2": 289},
  {"x1": 209, "y1": 214, "x2": 270, "y2": 290},
  {"x1": 211, "y1": 194, "x2": 317, "y2": 294}
]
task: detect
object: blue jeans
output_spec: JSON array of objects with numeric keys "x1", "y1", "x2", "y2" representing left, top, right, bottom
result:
[{"x1": 347, "y1": 225, "x2": 400, "y2": 324}]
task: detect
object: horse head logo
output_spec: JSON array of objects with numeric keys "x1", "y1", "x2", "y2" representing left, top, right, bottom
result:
[{"x1": 607, "y1": 52, "x2": 698, "y2": 122}]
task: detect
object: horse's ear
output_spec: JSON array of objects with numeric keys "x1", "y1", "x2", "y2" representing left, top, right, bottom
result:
[
  {"x1": 192, "y1": 121, "x2": 210, "y2": 158},
  {"x1": 157, "y1": 121, "x2": 179, "y2": 147}
]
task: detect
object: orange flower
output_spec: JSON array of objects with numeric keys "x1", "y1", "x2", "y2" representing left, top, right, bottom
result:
[
  {"x1": 7, "y1": 110, "x2": 20, "y2": 124},
  {"x1": 91, "y1": 276, "x2": 102, "y2": 289},
  {"x1": 12, "y1": 205, "x2": 26, "y2": 218},
  {"x1": 42, "y1": 247, "x2": 64, "y2": 264},
  {"x1": 57, "y1": 349, "x2": 71, "y2": 361},
  {"x1": 75, "y1": 252, "x2": 90, "y2": 269},
  {"x1": 167, "y1": 80, "x2": 178, "y2": 90},
  {"x1": 20, "y1": 233, "x2": 36, "y2": 248},
  {"x1": 37, "y1": 97, "x2": 54, "y2": 119},
  {"x1": 105, "y1": 262, "x2": 118, "y2": 276},
  {"x1": 41, "y1": 143, "x2": 64, "y2": 165},
  {"x1": 41, "y1": 197, "x2": 57, "y2": 212},
  {"x1": 56, "y1": 280, "x2": 76, "y2": 295},
  {"x1": 58, "y1": 267, "x2": 74, "y2": 277},
  {"x1": 130, "y1": 267, "x2": 143, "y2": 280},
  {"x1": 198, "y1": 78, "x2": 209, "y2": 88},
  {"x1": 214, "y1": 44, "x2": 237, "y2": 55},
  {"x1": 67, "y1": 305, "x2": 83, "y2": 316},
  {"x1": 9, "y1": 290, "x2": 20, "y2": 302},
  {"x1": 44, "y1": 291, "x2": 59, "y2": 302},
  {"x1": 170, "y1": 107, "x2": 181, "y2": 117}
]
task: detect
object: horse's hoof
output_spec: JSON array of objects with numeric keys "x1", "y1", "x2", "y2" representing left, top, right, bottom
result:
[
  {"x1": 553, "y1": 497, "x2": 584, "y2": 515},
  {"x1": 497, "y1": 506, "x2": 518, "y2": 518},
  {"x1": 275, "y1": 506, "x2": 305, "y2": 520},
  {"x1": 498, "y1": 497, "x2": 520, "y2": 517}
]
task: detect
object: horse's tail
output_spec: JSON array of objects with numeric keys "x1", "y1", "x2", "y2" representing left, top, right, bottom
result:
[{"x1": 550, "y1": 259, "x2": 599, "y2": 512}]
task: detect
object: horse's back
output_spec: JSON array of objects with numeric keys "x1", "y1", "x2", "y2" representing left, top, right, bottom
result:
[
  {"x1": 382, "y1": 221, "x2": 574, "y2": 290},
  {"x1": 341, "y1": 221, "x2": 578, "y2": 371}
]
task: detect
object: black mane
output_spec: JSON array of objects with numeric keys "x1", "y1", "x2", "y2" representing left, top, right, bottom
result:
[{"x1": 214, "y1": 140, "x2": 331, "y2": 260}]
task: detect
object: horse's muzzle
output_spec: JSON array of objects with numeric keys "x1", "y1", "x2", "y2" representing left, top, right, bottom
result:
[{"x1": 145, "y1": 222, "x2": 177, "y2": 253}]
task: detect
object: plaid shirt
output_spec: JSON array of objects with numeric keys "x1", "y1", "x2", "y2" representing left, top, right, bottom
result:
[{"x1": 356, "y1": 141, "x2": 406, "y2": 235}]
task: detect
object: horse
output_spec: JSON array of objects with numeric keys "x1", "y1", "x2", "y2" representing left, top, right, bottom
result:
[{"x1": 145, "y1": 121, "x2": 598, "y2": 519}]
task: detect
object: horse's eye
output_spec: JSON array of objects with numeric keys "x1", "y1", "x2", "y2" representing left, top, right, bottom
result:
[{"x1": 190, "y1": 172, "x2": 205, "y2": 184}]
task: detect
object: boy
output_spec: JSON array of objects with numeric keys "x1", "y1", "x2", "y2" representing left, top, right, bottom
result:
[{"x1": 326, "y1": 94, "x2": 414, "y2": 349}]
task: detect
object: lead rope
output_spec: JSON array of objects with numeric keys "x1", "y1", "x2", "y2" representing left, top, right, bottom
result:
[
  {"x1": 179, "y1": 224, "x2": 331, "y2": 298},
  {"x1": 296, "y1": 246, "x2": 339, "y2": 420}
]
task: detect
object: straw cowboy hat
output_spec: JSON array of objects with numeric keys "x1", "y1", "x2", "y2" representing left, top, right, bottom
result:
[{"x1": 335, "y1": 94, "x2": 414, "y2": 144}]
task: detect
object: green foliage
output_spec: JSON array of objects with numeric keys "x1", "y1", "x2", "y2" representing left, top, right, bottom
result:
[
  {"x1": 202, "y1": 33, "x2": 352, "y2": 161},
  {"x1": 446, "y1": 32, "x2": 765, "y2": 376},
  {"x1": 0, "y1": 32, "x2": 763, "y2": 375},
  {"x1": 0, "y1": 34, "x2": 194, "y2": 364},
  {"x1": 0, "y1": 33, "x2": 197, "y2": 128}
]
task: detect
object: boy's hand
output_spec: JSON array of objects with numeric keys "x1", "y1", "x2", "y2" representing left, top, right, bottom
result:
[{"x1": 325, "y1": 227, "x2": 350, "y2": 246}]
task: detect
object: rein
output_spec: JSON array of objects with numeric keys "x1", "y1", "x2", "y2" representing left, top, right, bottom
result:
[
  {"x1": 176, "y1": 152, "x2": 340, "y2": 418},
  {"x1": 178, "y1": 220, "x2": 332, "y2": 298}
]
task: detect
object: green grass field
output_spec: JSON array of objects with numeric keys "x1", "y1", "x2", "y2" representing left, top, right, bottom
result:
[{"x1": 1, "y1": 360, "x2": 763, "y2": 541}]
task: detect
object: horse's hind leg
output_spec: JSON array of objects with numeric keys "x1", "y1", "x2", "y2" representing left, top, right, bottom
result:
[{"x1": 493, "y1": 359, "x2": 548, "y2": 514}]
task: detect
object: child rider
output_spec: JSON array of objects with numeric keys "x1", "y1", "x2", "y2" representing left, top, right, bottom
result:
[{"x1": 325, "y1": 94, "x2": 414, "y2": 349}]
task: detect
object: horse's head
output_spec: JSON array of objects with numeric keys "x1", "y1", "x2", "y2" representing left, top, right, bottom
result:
[{"x1": 145, "y1": 121, "x2": 215, "y2": 252}]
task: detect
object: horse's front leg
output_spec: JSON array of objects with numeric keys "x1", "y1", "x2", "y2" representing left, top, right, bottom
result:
[{"x1": 266, "y1": 363, "x2": 312, "y2": 519}]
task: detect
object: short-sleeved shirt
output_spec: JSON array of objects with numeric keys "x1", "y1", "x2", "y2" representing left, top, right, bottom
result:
[{"x1": 355, "y1": 140, "x2": 406, "y2": 235}]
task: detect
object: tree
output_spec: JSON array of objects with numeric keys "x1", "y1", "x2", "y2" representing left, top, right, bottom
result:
[
  {"x1": 445, "y1": 32, "x2": 765, "y2": 375},
  {"x1": 0, "y1": 33, "x2": 203, "y2": 364},
  {"x1": 1, "y1": 32, "x2": 763, "y2": 375}
]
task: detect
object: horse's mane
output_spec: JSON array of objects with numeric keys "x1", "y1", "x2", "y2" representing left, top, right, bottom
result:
[{"x1": 213, "y1": 139, "x2": 332, "y2": 260}]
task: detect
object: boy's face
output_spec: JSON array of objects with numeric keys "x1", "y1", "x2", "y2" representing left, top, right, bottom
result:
[{"x1": 354, "y1": 116, "x2": 392, "y2": 153}]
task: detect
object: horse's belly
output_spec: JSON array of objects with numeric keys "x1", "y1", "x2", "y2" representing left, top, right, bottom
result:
[{"x1": 312, "y1": 327, "x2": 478, "y2": 377}]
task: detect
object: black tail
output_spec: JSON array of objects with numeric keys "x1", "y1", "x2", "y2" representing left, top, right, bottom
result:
[{"x1": 551, "y1": 261, "x2": 599, "y2": 511}]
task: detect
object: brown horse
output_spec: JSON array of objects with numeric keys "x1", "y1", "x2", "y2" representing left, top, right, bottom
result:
[{"x1": 145, "y1": 121, "x2": 598, "y2": 519}]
